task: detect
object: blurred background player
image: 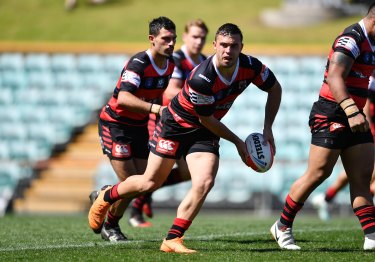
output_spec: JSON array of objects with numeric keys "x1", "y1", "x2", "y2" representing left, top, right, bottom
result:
[
  {"x1": 65, "y1": 0, "x2": 108, "y2": 10},
  {"x1": 270, "y1": 3, "x2": 375, "y2": 251},
  {"x1": 88, "y1": 23, "x2": 282, "y2": 253},
  {"x1": 312, "y1": 75, "x2": 375, "y2": 221},
  {"x1": 91, "y1": 16, "x2": 176, "y2": 242},
  {"x1": 129, "y1": 19, "x2": 209, "y2": 227}
]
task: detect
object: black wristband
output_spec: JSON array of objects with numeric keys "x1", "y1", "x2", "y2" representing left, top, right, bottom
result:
[
  {"x1": 347, "y1": 111, "x2": 360, "y2": 118},
  {"x1": 339, "y1": 97, "x2": 351, "y2": 106},
  {"x1": 149, "y1": 103, "x2": 153, "y2": 113},
  {"x1": 343, "y1": 103, "x2": 356, "y2": 110}
]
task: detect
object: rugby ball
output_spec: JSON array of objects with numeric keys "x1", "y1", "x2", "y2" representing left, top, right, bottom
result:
[{"x1": 245, "y1": 133, "x2": 274, "y2": 173}]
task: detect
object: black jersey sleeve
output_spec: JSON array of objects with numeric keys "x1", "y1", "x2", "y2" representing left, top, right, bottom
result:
[
  {"x1": 251, "y1": 56, "x2": 277, "y2": 91},
  {"x1": 118, "y1": 56, "x2": 145, "y2": 93},
  {"x1": 332, "y1": 24, "x2": 362, "y2": 60},
  {"x1": 186, "y1": 73, "x2": 216, "y2": 116}
]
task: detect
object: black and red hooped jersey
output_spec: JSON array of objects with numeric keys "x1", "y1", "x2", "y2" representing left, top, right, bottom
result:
[
  {"x1": 169, "y1": 53, "x2": 277, "y2": 128},
  {"x1": 161, "y1": 46, "x2": 206, "y2": 106},
  {"x1": 100, "y1": 50, "x2": 175, "y2": 126},
  {"x1": 172, "y1": 45, "x2": 206, "y2": 82},
  {"x1": 320, "y1": 19, "x2": 375, "y2": 109}
]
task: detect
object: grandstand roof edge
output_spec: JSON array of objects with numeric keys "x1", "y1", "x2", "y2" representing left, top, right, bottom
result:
[{"x1": 0, "y1": 41, "x2": 328, "y2": 56}]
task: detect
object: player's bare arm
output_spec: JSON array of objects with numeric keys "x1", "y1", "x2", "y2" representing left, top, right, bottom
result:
[
  {"x1": 327, "y1": 52, "x2": 368, "y2": 132},
  {"x1": 263, "y1": 80, "x2": 282, "y2": 153},
  {"x1": 199, "y1": 115, "x2": 248, "y2": 164},
  {"x1": 164, "y1": 78, "x2": 183, "y2": 101},
  {"x1": 117, "y1": 90, "x2": 162, "y2": 115}
]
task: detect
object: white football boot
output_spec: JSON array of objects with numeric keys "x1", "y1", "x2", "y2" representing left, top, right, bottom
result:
[
  {"x1": 364, "y1": 232, "x2": 375, "y2": 250},
  {"x1": 311, "y1": 193, "x2": 330, "y2": 222},
  {"x1": 270, "y1": 220, "x2": 301, "y2": 250}
]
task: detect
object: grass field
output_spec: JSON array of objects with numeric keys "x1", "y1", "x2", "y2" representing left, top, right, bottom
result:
[
  {"x1": 1, "y1": 211, "x2": 374, "y2": 261},
  {"x1": 0, "y1": 0, "x2": 363, "y2": 48}
]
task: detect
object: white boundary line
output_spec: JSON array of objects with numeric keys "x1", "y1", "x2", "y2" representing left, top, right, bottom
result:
[{"x1": 0, "y1": 226, "x2": 360, "y2": 253}]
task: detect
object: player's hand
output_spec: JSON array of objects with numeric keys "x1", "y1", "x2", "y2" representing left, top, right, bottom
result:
[
  {"x1": 235, "y1": 139, "x2": 249, "y2": 166},
  {"x1": 263, "y1": 127, "x2": 276, "y2": 155},
  {"x1": 348, "y1": 113, "x2": 369, "y2": 133}
]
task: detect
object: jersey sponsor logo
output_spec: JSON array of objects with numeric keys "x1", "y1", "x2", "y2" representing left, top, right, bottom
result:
[
  {"x1": 144, "y1": 78, "x2": 154, "y2": 88},
  {"x1": 156, "y1": 78, "x2": 165, "y2": 88},
  {"x1": 260, "y1": 66, "x2": 270, "y2": 82},
  {"x1": 112, "y1": 143, "x2": 132, "y2": 158},
  {"x1": 121, "y1": 70, "x2": 141, "y2": 87},
  {"x1": 189, "y1": 87, "x2": 215, "y2": 105},
  {"x1": 133, "y1": 58, "x2": 144, "y2": 64},
  {"x1": 351, "y1": 28, "x2": 361, "y2": 37},
  {"x1": 155, "y1": 137, "x2": 179, "y2": 156},
  {"x1": 335, "y1": 36, "x2": 360, "y2": 58},
  {"x1": 329, "y1": 122, "x2": 345, "y2": 133},
  {"x1": 198, "y1": 73, "x2": 211, "y2": 83}
]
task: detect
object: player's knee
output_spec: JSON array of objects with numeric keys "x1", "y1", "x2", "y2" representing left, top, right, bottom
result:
[
  {"x1": 195, "y1": 178, "x2": 215, "y2": 196},
  {"x1": 141, "y1": 180, "x2": 161, "y2": 192},
  {"x1": 306, "y1": 169, "x2": 330, "y2": 184}
]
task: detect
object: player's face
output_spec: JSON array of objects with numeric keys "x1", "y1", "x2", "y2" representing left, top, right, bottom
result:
[
  {"x1": 183, "y1": 26, "x2": 207, "y2": 56},
  {"x1": 150, "y1": 28, "x2": 177, "y2": 57},
  {"x1": 213, "y1": 34, "x2": 243, "y2": 68}
]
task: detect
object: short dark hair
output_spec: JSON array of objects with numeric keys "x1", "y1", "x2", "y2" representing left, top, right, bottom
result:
[
  {"x1": 215, "y1": 23, "x2": 243, "y2": 42},
  {"x1": 367, "y1": 1, "x2": 375, "y2": 16},
  {"x1": 149, "y1": 16, "x2": 176, "y2": 36}
]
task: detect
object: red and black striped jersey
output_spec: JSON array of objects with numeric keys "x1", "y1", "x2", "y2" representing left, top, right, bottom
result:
[
  {"x1": 169, "y1": 53, "x2": 276, "y2": 128},
  {"x1": 320, "y1": 19, "x2": 375, "y2": 109},
  {"x1": 161, "y1": 46, "x2": 207, "y2": 106},
  {"x1": 100, "y1": 50, "x2": 175, "y2": 126},
  {"x1": 172, "y1": 45, "x2": 206, "y2": 81}
]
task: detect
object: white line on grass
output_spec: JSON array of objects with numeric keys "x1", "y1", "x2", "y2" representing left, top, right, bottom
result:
[{"x1": 0, "y1": 226, "x2": 360, "y2": 252}]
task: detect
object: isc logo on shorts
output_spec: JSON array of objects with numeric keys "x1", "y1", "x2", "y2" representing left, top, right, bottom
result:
[
  {"x1": 112, "y1": 142, "x2": 132, "y2": 158},
  {"x1": 156, "y1": 137, "x2": 179, "y2": 156}
]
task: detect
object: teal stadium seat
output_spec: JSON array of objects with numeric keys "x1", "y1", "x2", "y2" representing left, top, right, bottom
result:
[
  {"x1": 24, "y1": 53, "x2": 51, "y2": 72},
  {"x1": 50, "y1": 54, "x2": 77, "y2": 73},
  {"x1": 0, "y1": 105, "x2": 22, "y2": 124},
  {"x1": 221, "y1": 163, "x2": 253, "y2": 203},
  {"x1": 77, "y1": 54, "x2": 104, "y2": 73},
  {"x1": 103, "y1": 54, "x2": 128, "y2": 74},
  {"x1": 1, "y1": 71, "x2": 28, "y2": 90},
  {"x1": 27, "y1": 71, "x2": 55, "y2": 89},
  {"x1": 0, "y1": 53, "x2": 24, "y2": 72},
  {"x1": 55, "y1": 72, "x2": 83, "y2": 89},
  {"x1": 0, "y1": 86, "x2": 13, "y2": 106}
]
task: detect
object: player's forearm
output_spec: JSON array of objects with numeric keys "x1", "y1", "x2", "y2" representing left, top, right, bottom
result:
[
  {"x1": 199, "y1": 115, "x2": 242, "y2": 145},
  {"x1": 118, "y1": 91, "x2": 161, "y2": 115},
  {"x1": 264, "y1": 81, "x2": 281, "y2": 129}
]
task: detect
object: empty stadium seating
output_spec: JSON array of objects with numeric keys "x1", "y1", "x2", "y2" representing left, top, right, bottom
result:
[{"x1": 1, "y1": 52, "x2": 343, "y2": 213}]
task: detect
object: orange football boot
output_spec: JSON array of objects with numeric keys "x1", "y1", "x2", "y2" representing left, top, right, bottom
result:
[
  {"x1": 160, "y1": 237, "x2": 197, "y2": 254},
  {"x1": 88, "y1": 185, "x2": 112, "y2": 233}
]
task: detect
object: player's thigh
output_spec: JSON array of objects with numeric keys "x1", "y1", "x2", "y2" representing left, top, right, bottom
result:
[
  {"x1": 143, "y1": 152, "x2": 176, "y2": 186},
  {"x1": 185, "y1": 152, "x2": 219, "y2": 188},
  {"x1": 305, "y1": 144, "x2": 340, "y2": 178},
  {"x1": 176, "y1": 158, "x2": 191, "y2": 179},
  {"x1": 133, "y1": 158, "x2": 148, "y2": 174},
  {"x1": 110, "y1": 158, "x2": 138, "y2": 181},
  {"x1": 341, "y1": 142, "x2": 374, "y2": 184}
]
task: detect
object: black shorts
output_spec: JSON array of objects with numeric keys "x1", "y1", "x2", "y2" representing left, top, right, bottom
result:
[
  {"x1": 149, "y1": 108, "x2": 220, "y2": 159},
  {"x1": 309, "y1": 97, "x2": 373, "y2": 149},
  {"x1": 98, "y1": 119, "x2": 149, "y2": 160}
]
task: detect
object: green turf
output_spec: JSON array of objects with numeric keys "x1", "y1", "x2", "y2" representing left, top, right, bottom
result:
[
  {"x1": 0, "y1": 0, "x2": 363, "y2": 46},
  {"x1": 0, "y1": 211, "x2": 374, "y2": 261}
]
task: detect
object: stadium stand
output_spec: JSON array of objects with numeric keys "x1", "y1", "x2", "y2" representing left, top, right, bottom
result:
[{"x1": 0, "y1": 52, "x2": 345, "y2": 214}]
